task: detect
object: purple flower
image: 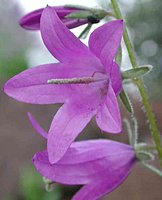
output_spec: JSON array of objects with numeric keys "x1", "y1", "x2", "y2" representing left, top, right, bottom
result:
[
  {"x1": 20, "y1": 6, "x2": 88, "y2": 30},
  {"x1": 33, "y1": 137, "x2": 135, "y2": 199},
  {"x1": 4, "y1": 7, "x2": 124, "y2": 163},
  {"x1": 30, "y1": 113, "x2": 136, "y2": 199}
]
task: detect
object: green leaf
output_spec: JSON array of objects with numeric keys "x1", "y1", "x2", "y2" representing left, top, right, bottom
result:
[
  {"x1": 119, "y1": 89, "x2": 133, "y2": 113},
  {"x1": 122, "y1": 65, "x2": 152, "y2": 79}
]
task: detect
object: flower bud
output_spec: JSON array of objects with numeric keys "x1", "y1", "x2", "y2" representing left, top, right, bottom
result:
[{"x1": 19, "y1": 6, "x2": 89, "y2": 30}]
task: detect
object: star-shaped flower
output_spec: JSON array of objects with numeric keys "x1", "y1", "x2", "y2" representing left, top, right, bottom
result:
[
  {"x1": 20, "y1": 6, "x2": 88, "y2": 30},
  {"x1": 4, "y1": 6, "x2": 124, "y2": 163}
]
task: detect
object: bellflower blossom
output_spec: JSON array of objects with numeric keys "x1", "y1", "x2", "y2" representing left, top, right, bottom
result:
[
  {"x1": 28, "y1": 113, "x2": 136, "y2": 200},
  {"x1": 20, "y1": 6, "x2": 88, "y2": 30},
  {"x1": 31, "y1": 124, "x2": 135, "y2": 200},
  {"x1": 4, "y1": 7, "x2": 124, "y2": 163},
  {"x1": 33, "y1": 141, "x2": 135, "y2": 200}
]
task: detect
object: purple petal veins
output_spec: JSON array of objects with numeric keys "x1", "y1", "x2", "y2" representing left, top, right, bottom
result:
[{"x1": 4, "y1": 6, "x2": 124, "y2": 163}]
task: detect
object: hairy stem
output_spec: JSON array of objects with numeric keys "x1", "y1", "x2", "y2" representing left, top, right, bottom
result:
[{"x1": 111, "y1": 0, "x2": 162, "y2": 166}]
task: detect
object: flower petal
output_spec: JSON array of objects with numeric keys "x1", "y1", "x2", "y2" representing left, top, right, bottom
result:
[
  {"x1": 46, "y1": 79, "x2": 107, "y2": 163},
  {"x1": 33, "y1": 139, "x2": 135, "y2": 186},
  {"x1": 4, "y1": 62, "x2": 97, "y2": 104},
  {"x1": 58, "y1": 139, "x2": 133, "y2": 165},
  {"x1": 27, "y1": 112, "x2": 48, "y2": 139},
  {"x1": 19, "y1": 8, "x2": 43, "y2": 30},
  {"x1": 33, "y1": 150, "x2": 108, "y2": 185},
  {"x1": 72, "y1": 163, "x2": 134, "y2": 200},
  {"x1": 3, "y1": 63, "x2": 70, "y2": 104},
  {"x1": 47, "y1": 102, "x2": 96, "y2": 164},
  {"x1": 110, "y1": 62, "x2": 122, "y2": 95},
  {"x1": 89, "y1": 20, "x2": 124, "y2": 72},
  {"x1": 96, "y1": 85, "x2": 122, "y2": 133},
  {"x1": 40, "y1": 6, "x2": 102, "y2": 69}
]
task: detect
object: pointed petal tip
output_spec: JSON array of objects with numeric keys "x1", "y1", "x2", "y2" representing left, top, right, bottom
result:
[
  {"x1": 42, "y1": 5, "x2": 51, "y2": 16},
  {"x1": 32, "y1": 152, "x2": 41, "y2": 165},
  {"x1": 47, "y1": 147, "x2": 63, "y2": 164},
  {"x1": 47, "y1": 138, "x2": 63, "y2": 164},
  {"x1": 110, "y1": 19, "x2": 124, "y2": 30},
  {"x1": 3, "y1": 79, "x2": 26, "y2": 103},
  {"x1": 47, "y1": 137, "x2": 72, "y2": 164},
  {"x1": 104, "y1": 125, "x2": 122, "y2": 134},
  {"x1": 112, "y1": 126, "x2": 122, "y2": 134},
  {"x1": 109, "y1": 120, "x2": 122, "y2": 134},
  {"x1": 3, "y1": 81, "x2": 10, "y2": 96},
  {"x1": 2, "y1": 83, "x2": 6, "y2": 93},
  {"x1": 46, "y1": 4, "x2": 51, "y2": 9},
  {"x1": 19, "y1": 14, "x2": 28, "y2": 29},
  {"x1": 44, "y1": 5, "x2": 53, "y2": 11},
  {"x1": 32, "y1": 154, "x2": 36, "y2": 163},
  {"x1": 119, "y1": 19, "x2": 124, "y2": 23},
  {"x1": 119, "y1": 19, "x2": 124, "y2": 27},
  {"x1": 19, "y1": 18, "x2": 24, "y2": 27},
  {"x1": 115, "y1": 19, "x2": 124, "y2": 28},
  {"x1": 96, "y1": 113, "x2": 122, "y2": 134},
  {"x1": 48, "y1": 153, "x2": 59, "y2": 164}
]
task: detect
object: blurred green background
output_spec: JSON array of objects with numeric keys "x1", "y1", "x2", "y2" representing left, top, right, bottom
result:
[{"x1": 0, "y1": 0, "x2": 162, "y2": 200}]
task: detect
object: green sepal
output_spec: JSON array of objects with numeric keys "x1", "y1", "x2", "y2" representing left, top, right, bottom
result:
[
  {"x1": 122, "y1": 65, "x2": 152, "y2": 79},
  {"x1": 66, "y1": 9, "x2": 109, "y2": 21},
  {"x1": 66, "y1": 11, "x2": 93, "y2": 19},
  {"x1": 119, "y1": 89, "x2": 133, "y2": 113},
  {"x1": 136, "y1": 150, "x2": 155, "y2": 161}
]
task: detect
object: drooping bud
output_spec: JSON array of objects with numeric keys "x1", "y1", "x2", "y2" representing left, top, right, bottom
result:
[
  {"x1": 19, "y1": 6, "x2": 89, "y2": 30},
  {"x1": 20, "y1": 5, "x2": 113, "y2": 31}
]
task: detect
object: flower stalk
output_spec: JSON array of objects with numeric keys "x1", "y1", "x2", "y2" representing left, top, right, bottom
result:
[{"x1": 111, "y1": 0, "x2": 162, "y2": 166}]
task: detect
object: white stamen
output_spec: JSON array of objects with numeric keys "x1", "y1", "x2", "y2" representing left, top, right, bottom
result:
[{"x1": 47, "y1": 77, "x2": 107, "y2": 84}]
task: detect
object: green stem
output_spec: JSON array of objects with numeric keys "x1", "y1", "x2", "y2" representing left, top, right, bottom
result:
[
  {"x1": 79, "y1": 23, "x2": 92, "y2": 39},
  {"x1": 111, "y1": 0, "x2": 162, "y2": 166}
]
